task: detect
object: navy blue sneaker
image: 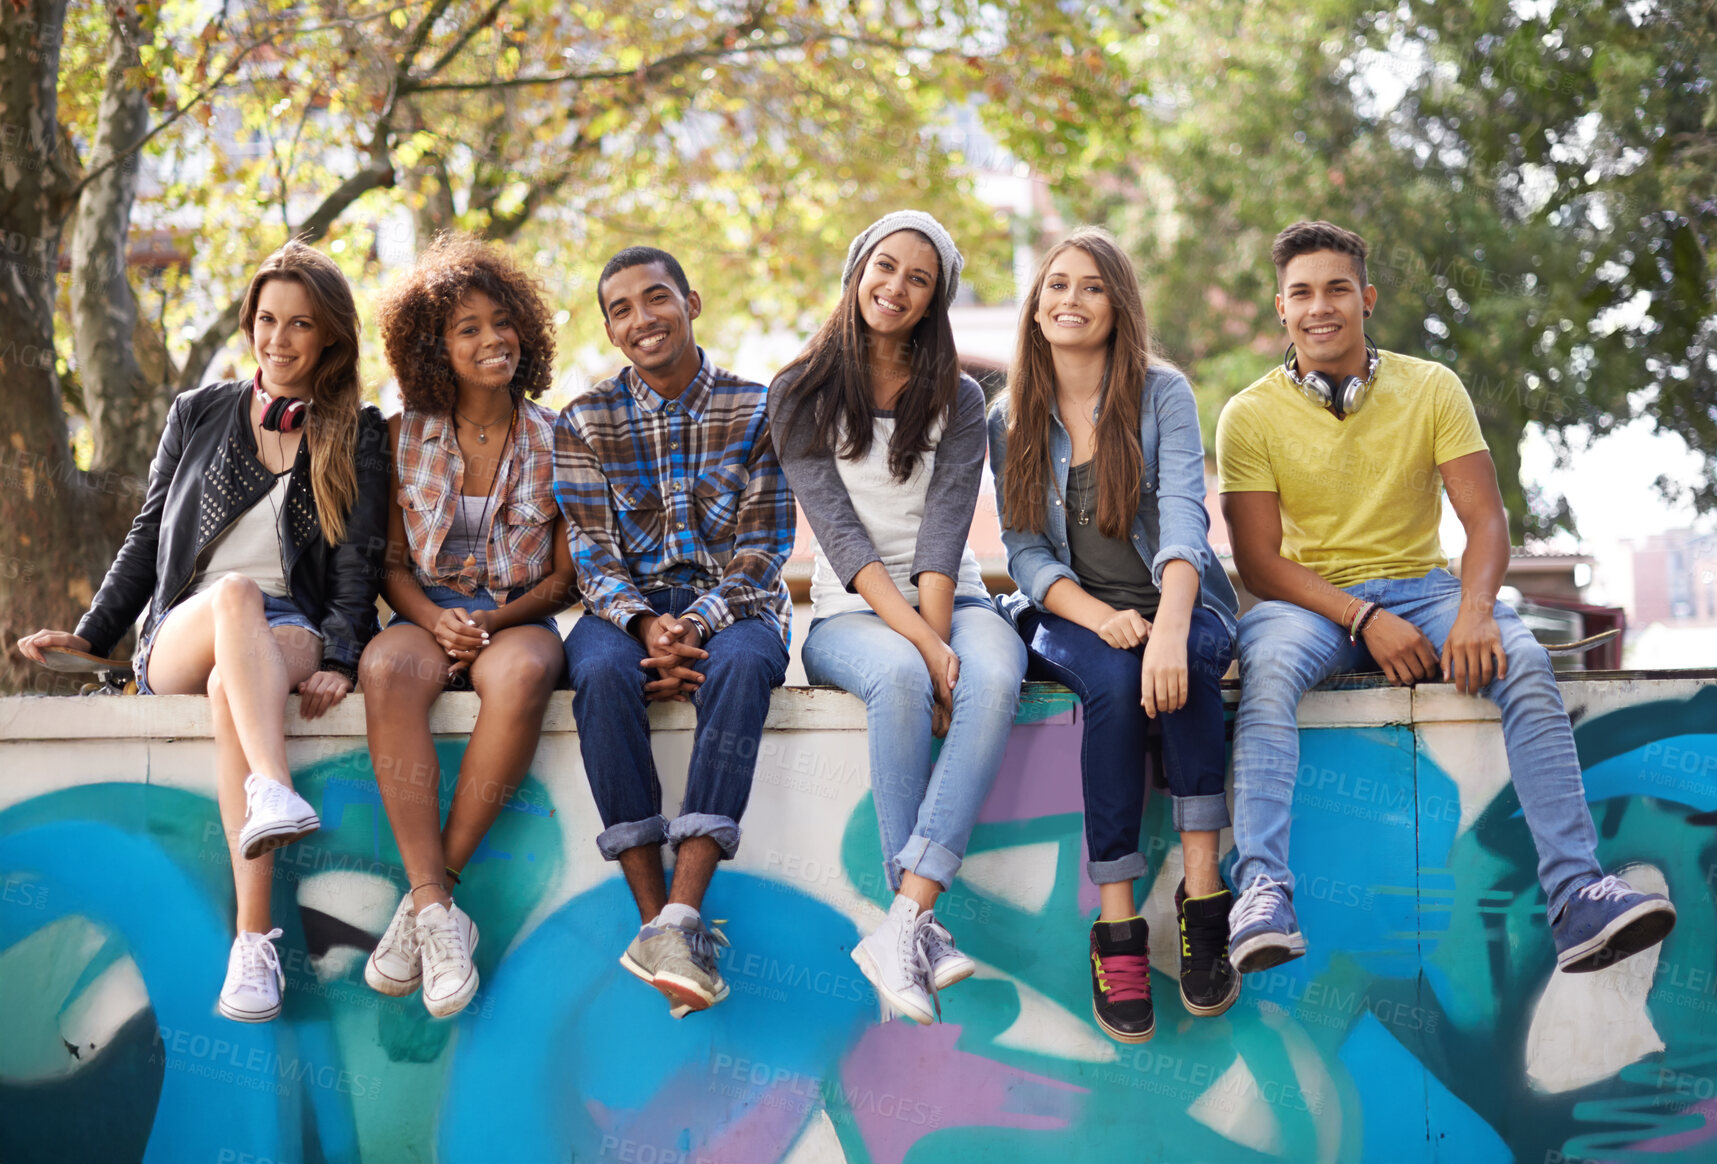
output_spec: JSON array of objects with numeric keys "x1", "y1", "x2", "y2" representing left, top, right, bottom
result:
[
  {"x1": 1228, "y1": 874, "x2": 1307, "y2": 975},
  {"x1": 1553, "y1": 874, "x2": 1676, "y2": 973}
]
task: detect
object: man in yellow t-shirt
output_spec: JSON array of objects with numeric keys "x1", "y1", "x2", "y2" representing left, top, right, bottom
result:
[{"x1": 1214, "y1": 220, "x2": 1674, "y2": 983}]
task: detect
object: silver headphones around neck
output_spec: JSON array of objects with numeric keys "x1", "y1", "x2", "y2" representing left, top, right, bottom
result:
[{"x1": 1283, "y1": 338, "x2": 1382, "y2": 417}]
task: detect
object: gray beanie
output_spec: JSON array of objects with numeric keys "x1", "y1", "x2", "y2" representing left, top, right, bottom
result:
[{"x1": 841, "y1": 210, "x2": 964, "y2": 308}]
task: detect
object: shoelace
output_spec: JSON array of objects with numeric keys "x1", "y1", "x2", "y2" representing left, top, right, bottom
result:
[
  {"x1": 419, "y1": 913, "x2": 467, "y2": 990},
  {"x1": 1232, "y1": 875, "x2": 1290, "y2": 931},
  {"x1": 1577, "y1": 874, "x2": 1635, "y2": 904},
  {"x1": 1094, "y1": 950, "x2": 1152, "y2": 1002},
  {"x1": 388, "y1": 902, "x2": 422, "y2": 958},
  {"x1": 910, "y1": 914, "x2": 944, "y2": 1021},
  {"x1": 1180, "y1": 908, "x2": 1228, "y2": 972},
  {"x1": 683, "y1": 921, "x2": 731, "y2": 975},
  {"x1": 236, "y1": 928, "x2": 285, "y2": 992},
  {"x1": 245, "y1": 776, "x2": 297, "y2": 820}
]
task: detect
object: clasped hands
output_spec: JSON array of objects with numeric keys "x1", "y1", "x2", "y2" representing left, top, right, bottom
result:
[{"x1": 634, "y1": 611, "x2": 708, "y2": 702}]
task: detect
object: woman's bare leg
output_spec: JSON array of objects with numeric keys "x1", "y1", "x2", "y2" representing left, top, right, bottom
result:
[
  {"x1": 148, "y1": 574, "x2": 315, "y2": 787},
  {"x1": 360, "y1": 623, "x2": 452, "y2": 910},
  {"x1": 445, "y1": 627, "x2": 562, "y2": 874}
]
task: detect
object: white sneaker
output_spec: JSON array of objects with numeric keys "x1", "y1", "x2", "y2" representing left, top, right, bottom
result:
[
  {"x1": 852, "y1": 895, "x2": 936, "y2": 1025},
  {"x1": 916, "y1": 910, "x2": 976, "y2": 991},
  {"x1": 218, "y1": 928, "x2": 285, "y2": 1022},
  {"x1": 364, "y1": 893, "x2": 422, "y2": 996},
  {"x1": 238, "y1": 774, "x2": 320, "y2": 860},
  {"x1": 417, "y1": 901, "x2": 479, "y2": 1018}
]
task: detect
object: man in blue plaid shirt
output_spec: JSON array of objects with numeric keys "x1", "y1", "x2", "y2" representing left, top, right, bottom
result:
[{"x1": 555, "y1": 246, "x2": 794, "y2": 1017}]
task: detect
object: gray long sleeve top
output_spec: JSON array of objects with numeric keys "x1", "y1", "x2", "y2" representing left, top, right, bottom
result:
[{"x1": 768, "y1": 370, "x2": 990, "y2": 619}]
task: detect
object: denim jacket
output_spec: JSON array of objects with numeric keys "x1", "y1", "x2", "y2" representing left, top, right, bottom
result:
[{"x1": 987, "y1": 365, "x2": 1239, "y2": 646}]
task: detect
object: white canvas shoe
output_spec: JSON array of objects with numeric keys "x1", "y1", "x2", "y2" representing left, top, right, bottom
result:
[
  {"x1": 417, "y1": 901, "x2": 480, "y2": 1019},
  {"x1": 851, "y1": 895, "x2": 936, "y2": 1025},
  {"x1": 237, "y1": 774, "x2": 319, "y2": 860},
  {"x1": 364, "y1": 893, "x2": 422, "y2": 996},
  {"x1": 218, "y1": 928, "x2": 285, "y2": 1022}
]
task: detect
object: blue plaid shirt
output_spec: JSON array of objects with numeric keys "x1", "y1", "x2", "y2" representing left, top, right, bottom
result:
[{"x1": 553, "y1": 350, "x2": 794, "y2": 645}]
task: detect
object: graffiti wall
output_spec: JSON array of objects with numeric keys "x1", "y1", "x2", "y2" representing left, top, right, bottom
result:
[{"x1": 1, "y1": 676, "x2": 1714, "y2": 1164}]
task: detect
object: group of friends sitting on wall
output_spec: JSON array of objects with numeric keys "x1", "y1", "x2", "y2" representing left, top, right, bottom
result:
[{"x1": 17, "y1": 214, "x2": 1677, "y2": 1046}]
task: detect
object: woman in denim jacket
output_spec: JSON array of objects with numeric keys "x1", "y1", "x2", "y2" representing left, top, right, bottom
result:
[{"x1": 990, "y1": 227, "x2": 1240, "y2": 1044}]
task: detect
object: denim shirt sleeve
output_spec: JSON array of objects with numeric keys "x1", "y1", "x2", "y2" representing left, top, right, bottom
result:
[
  {"x1": 988, "y1": 401, "x2": 1078, "y2": 606},
  {"x1": 1147, "y1": 368, "x2": 1214, "y2": 587}
]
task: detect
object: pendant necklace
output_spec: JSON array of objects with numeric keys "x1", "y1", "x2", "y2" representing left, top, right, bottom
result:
[
  {"x1": 455, "y1": 406, "x2": 508, "y2": 444},
  {"x1": 460, "y1": 408, "x2": 517, "y2": 573}
]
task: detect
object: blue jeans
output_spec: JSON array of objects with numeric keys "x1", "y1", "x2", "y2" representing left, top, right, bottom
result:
[
  {"x1": 801, "y1": 597, "x2": 1027, "y2": 891},
  {"x1": 1231, "y1": 568, "x2": 1599, "y2": 918},
  {"x1": 563, "y1": 588, "x2": 789, "y2": 861},
  {"x1": 1017, "y1": 605, "x2": 1233, "y2": 884}
]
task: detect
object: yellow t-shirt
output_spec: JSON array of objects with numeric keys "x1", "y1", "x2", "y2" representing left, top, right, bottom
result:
[{"x1": 1215, "y1": 351, "x2": 1489, "y2": 588}]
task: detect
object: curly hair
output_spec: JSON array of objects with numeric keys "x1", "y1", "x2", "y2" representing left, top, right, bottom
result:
[{"x1": 376, "y1": 232, "x2": 557, "y2": 413}]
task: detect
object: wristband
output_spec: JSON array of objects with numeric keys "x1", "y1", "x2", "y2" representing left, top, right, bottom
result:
[
  {"x1": 681, "y1": 612, "x2": 712, "y2": 644},
  {"x1": 1348, "y1": 601, "x2": 1376, "y2": 644}
]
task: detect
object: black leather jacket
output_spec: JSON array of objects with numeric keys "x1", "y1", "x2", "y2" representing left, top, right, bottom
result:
[{"x1": 75, "y1": 380, "x2": 391, "y2": 679}]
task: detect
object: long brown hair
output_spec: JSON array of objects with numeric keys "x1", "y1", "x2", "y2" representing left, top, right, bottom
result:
[
  {"x1": 774, "y1": 230, "x2": 960, "y2": 482},
  {"x1": 239, "y1": 240, "x2": 362, "y2": 545},
  {"x1": 1001, "y1": 227, "x2": 1169, "y2": 539}
]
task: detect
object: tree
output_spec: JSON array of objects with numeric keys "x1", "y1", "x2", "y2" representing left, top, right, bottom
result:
[
  {"x1": 0, "y1": 0, "x2": 1139, "y2": 693},
  {"x1": 996, "y1": 0, "x2": 1715, "y2": 543}
]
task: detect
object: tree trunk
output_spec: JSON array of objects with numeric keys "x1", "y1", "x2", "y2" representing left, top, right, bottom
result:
[
  {"x1": 0, "y1": 0, "x2": 111, "y2": 694},
  {"x1": 70, "y1": 3, "x2": 159, "y2": 540}
]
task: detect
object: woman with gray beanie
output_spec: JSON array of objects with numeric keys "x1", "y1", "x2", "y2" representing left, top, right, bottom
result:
[{"x1": 768, "y1": 211, "x2": 1026, "y2": 1024}]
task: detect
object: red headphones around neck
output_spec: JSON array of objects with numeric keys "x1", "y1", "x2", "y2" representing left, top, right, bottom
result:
[{"x1": 253, "y1": 372, "x2": 310, "y2": 433}]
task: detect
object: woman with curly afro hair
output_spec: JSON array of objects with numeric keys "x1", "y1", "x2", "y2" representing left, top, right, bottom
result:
[{"x1": 358, "y1": 233, "x2": 576, "y2": 1018}]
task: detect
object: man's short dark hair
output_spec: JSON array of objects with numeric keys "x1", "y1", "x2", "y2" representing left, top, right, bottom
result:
[
  {"x1": 1272, "y1": 221, "x2": 1368, "y2": 288},
  {"x1": 597, "y1": 246, "x2": 690, "y2": 318}
]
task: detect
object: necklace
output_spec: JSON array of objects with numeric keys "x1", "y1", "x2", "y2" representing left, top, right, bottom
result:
[
  {"x1": 455, "y1": 405, "x2": 512, "y2": 444},
  {"x1": 459, "y1": 409, "x2": 517, "y2": 573},
  {"x1": 1051, "y1": 461, "x2": 1094, "y2": 527}
]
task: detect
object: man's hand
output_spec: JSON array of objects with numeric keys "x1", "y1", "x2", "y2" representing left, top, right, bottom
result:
[
  {"x1": 635, "y1": 612, "x2": 708, "y2": 702},
  {"x1": 1359, "y1": 610, "x2": 1441, "y2": 686},
  {"x1": 1441, "y1": 606, "x2": 1507, "y2": 695},
  {"x1": 1096, "y1": 608, "x2": 1151, "y2": 650},
  {"x1": 296, "y1": 670, "x2": 353, "y2": 718}
]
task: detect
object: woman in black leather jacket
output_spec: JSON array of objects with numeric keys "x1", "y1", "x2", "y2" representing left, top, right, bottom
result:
[{"x1": 19, "y1": 241, "x2": 389, "y2": 1023}]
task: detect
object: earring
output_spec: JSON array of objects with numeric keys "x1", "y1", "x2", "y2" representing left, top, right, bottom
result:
[
  {"x1": 1279, "y1": 317, "x2": 1287, "y2": 326},
  {"x1": 1364, "y1": 309, "x2": 1371, "y2": 318}
]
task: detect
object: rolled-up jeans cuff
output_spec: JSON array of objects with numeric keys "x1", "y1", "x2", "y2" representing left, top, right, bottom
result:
[
  {"x1": 1173, "y1": 793, "x2": 1231, "y2": 832},
  {"x1": 668, "y1": 812, "x2": 742, "y2": 860},
  {"x1": 596, "y1": 815, "x2": 669, "y2": 861},
  {"x1": 893, "y1": 835, "x2": 963, "y2": 892},
  {"x1": 1087, "y1": 852, "x2": 1148, "y2": 885}
]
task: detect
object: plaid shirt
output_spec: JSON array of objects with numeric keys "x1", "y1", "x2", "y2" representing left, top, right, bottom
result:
[
  {"x1": 553, "y1": 350, "x2": 794, "y2": 645},
  {"x1": 396, "y1": 398, "x2": 559, "y2": 594}
]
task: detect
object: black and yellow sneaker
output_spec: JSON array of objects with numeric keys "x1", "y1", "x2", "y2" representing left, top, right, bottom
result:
[
  {"x1": 1089, "y1": 917, "x2": 1155, "y2": 1043},
  {"x1": 1176, "y1": 879, "x2": 1240, "y2": 1017}
]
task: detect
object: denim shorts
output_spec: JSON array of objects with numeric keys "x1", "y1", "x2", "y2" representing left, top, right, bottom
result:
[
  {"x1": 386, "y1": 584, "x2": 561, "y2": 637},
  {"x1": 136, "y1": 591, "x2": 321, "y2": 695}
]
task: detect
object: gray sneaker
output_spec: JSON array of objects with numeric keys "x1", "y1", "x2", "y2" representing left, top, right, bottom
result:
[{"x1": 620, "y1": 917, "x2": 731, "y2": 1015}]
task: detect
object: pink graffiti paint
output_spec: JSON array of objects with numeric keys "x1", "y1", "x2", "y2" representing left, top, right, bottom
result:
[{"x1": 837, "y1": 1022, "x2": 1087, "y2": 1164}]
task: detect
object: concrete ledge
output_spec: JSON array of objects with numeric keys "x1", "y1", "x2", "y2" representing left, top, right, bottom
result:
[{"x1": 4, "y1": 674, "x2": 1711, "y2": 740}]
